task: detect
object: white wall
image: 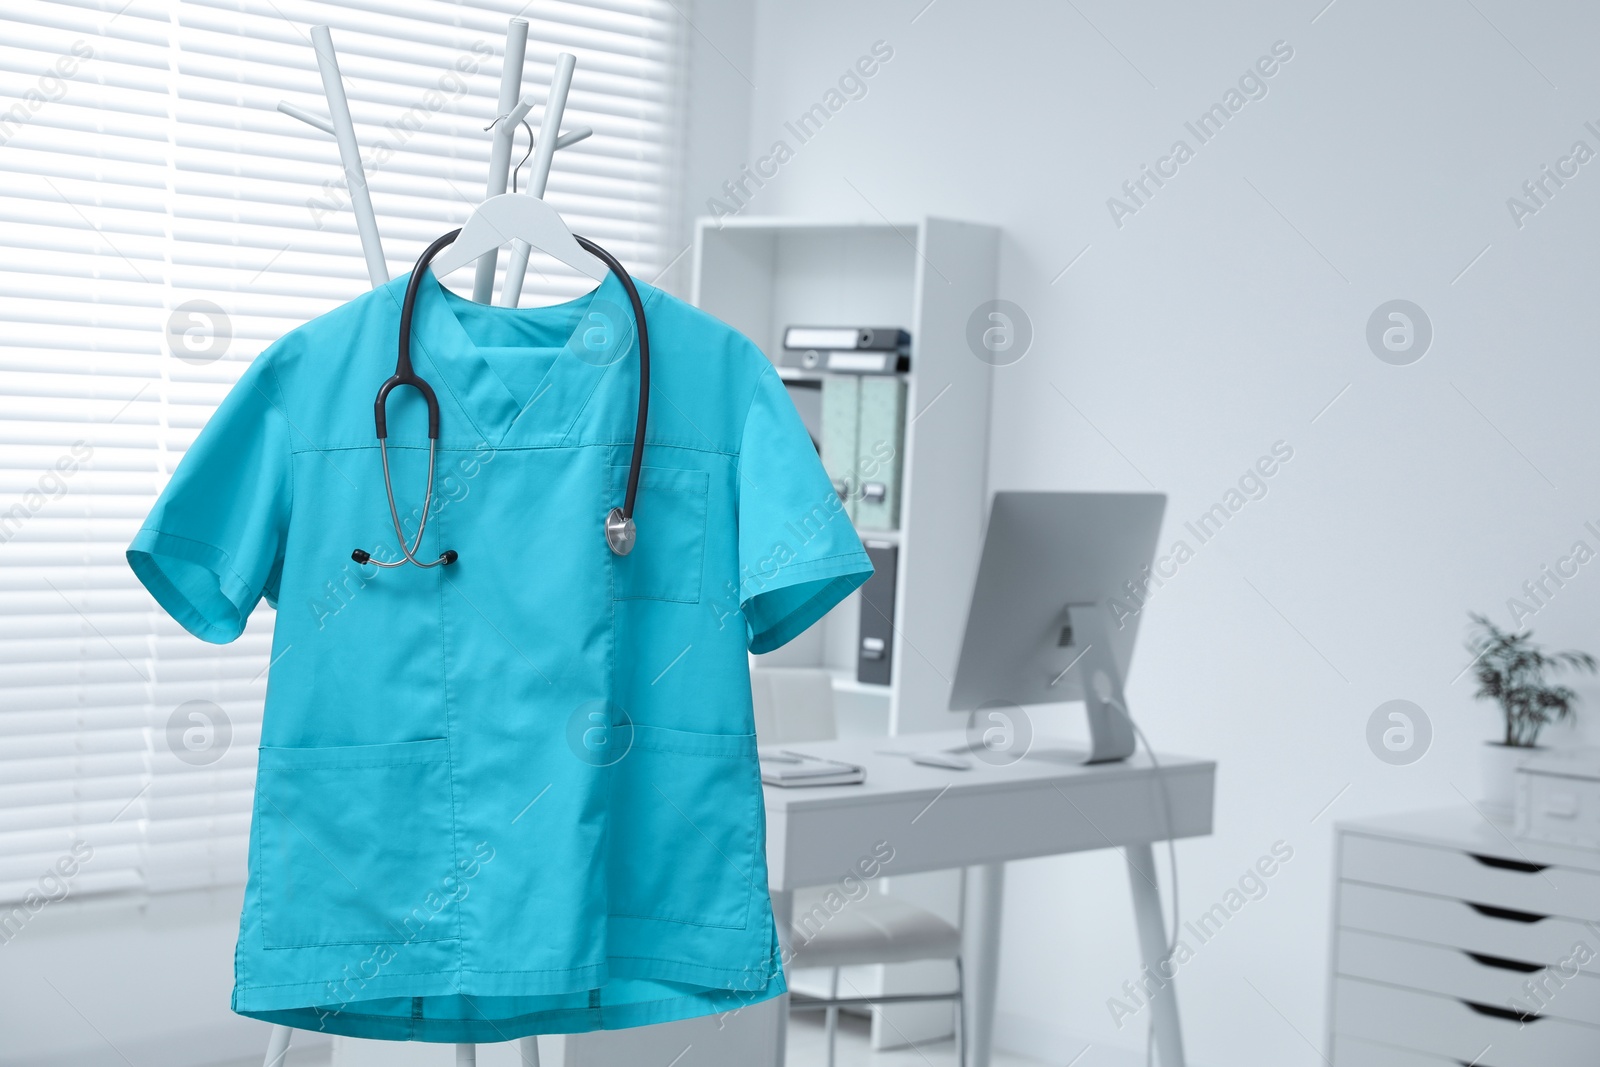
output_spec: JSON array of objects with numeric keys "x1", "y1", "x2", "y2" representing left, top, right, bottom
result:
[
  {"x1": 687, "y1": 1, "x2": 1600, "y2": 1063},
  {"x1": 656, "y1": 0, "x2": 760, "y2": 297}
]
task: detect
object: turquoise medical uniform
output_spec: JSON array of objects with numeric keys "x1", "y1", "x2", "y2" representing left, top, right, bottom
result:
[{"x1": 127, "y1": 269, "x2": 872, "y2": 1041}]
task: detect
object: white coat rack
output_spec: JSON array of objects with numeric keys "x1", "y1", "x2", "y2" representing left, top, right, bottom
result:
[
  {"x1": 275, "y1": 18, "x2": 592, "y2": 303},
  {"x1": 261, "y1": 17, "x2": 594, "y2": 1066}
]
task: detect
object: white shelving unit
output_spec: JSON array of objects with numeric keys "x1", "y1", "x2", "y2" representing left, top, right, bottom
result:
[
  {"x1": 691, "y1": 216, "x2": 999, "y2": 738},
  {"x1": 692, "y1": 215, "x2": 999, "y2": 1054}
]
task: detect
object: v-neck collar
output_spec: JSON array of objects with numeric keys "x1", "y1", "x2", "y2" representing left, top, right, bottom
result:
[{"x1": 402, "y1": 267, "x2": 636, "y2": 447}]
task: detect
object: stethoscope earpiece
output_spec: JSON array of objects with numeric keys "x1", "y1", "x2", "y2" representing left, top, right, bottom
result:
[{"x1": 354, "y1": 228, "x2": 649, "y2": 570}]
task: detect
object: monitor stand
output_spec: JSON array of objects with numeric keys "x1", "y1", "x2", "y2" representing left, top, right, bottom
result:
[
  {"x1": 945, "y1": 601, "x2": 1137, "y2": 766},
  {"x1": 1063, "y1": 602, "x2": 1137, "y2": 763}
]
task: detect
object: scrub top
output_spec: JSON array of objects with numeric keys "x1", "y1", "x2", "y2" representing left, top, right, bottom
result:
[{"x1": 126, "y1": 267, "x2": 873, "y2": 1042}]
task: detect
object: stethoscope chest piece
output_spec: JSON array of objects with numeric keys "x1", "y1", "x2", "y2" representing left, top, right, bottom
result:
[{"x1": 605, "y1": 507, "x2": 636, "y2": 556}]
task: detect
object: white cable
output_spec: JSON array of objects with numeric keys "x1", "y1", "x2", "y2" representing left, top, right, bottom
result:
[{"x1": 1114, "y1": 703, "x2": 1179, "y2": 1067}]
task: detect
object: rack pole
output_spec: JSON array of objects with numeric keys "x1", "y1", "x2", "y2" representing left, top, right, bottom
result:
[
  {"x1": 498, "y1": 51, "x2": 576, "y2": 307},
  {"x1": 472, "y1": 18, "x2": 529, "y2": 303},
  {"x1": 276, "y1": 100, "x2": 334, "y2": 136},
  {"x1": 310, "y1": 25, "x2": 388, "y2": 286}
]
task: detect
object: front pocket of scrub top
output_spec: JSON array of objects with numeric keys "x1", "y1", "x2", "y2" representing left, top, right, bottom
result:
[
  {"x1": 608, "y1": 725, "x2": 760, "y2": 930},
  {"x1": 256, "y1": 738, "x2": 460, "y2": 949},
  {"x1": 607, "y1": 465, "x2": 709, "y2": 604}
]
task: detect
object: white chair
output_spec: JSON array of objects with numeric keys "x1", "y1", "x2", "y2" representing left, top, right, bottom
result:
[
  {"x1": 751, "y1": 667, "x2": 967, "y2": 1067},
  {"x1": 750, "y1": 665, "x2": 837, "y2": 744}
]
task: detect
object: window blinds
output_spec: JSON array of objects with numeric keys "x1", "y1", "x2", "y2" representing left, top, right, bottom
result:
[{"x1": 0, "y1": 0, "x2": 683, "y2": 910}]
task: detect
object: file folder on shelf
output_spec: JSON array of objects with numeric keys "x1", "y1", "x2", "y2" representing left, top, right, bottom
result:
[
  {"x1": 853, "y1": 378, "x2": 905, "y2": 531},
  {"x1": 779, "y1": 325, "x2": 911, "y2": 375},
  {"x1": 779, "y1": 348, "x2": 907, "y2": 374},
  {"x1": 857, "y1": 540, "x2": 898, "y2": 686},
  {"x1": 821, "y1": 376, "x2": 860, "y2": 521},
  {"x1": 819, "y1": 376, "x2": 906, "y2": 530},
  {"x1": 783, "y1": 326, "x2": 909, "y2": 351}
]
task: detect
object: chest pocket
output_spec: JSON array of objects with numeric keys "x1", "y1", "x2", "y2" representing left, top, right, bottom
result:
[{"x1": 608, "y1": 465, "x2": 708, "y2": 603}]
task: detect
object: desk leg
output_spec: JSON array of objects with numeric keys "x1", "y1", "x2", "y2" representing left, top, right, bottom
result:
[
  {"x1": 962, "y1": 863, "x2": 1004, "y2": 1067},
  {"x1": 1125, "y1": 843, "x2": 1185, "y2": 1067},
  {"x1": 770, "y1": 888, "x2": 793, "y2": 1067}
]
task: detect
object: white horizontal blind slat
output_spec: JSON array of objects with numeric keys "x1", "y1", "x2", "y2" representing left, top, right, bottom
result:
[
  {"x1": 0, "y1": 0, "x2": 682, "y2": 911},
  {"x1": 0, "y1": 3, "x2": 173, "y2": 910}
]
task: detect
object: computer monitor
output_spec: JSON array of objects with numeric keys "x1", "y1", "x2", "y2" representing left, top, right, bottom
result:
[{"x1": 948, "y1": 491, "x2": 1167, "y2": 763}]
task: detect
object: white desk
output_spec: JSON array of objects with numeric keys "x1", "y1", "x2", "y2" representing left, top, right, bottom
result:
[{"x1": 763, "y1": 732, "x2": 1216, "y2": 1067}]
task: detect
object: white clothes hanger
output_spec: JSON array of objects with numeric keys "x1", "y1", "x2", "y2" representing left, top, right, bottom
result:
[
  {"x1": 431, "y1": 51, "x2": 605, "y2": 295},
  {"x1": 495, "y1": 51, "x2": 587, "y2": 306},
  {"x1": 426, "y1": 188, "x2": 606, "y2": 285}
]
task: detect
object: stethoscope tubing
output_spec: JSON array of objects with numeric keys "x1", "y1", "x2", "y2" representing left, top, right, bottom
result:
[
  {"x1": 364, "y1": 438, "x2": 451, "y2": 568},
  {"x1": 574, "y1": 234, "x2": 649, "y2": 522},
  {"x1": 354, "y1": 227, "x2": 649, "y2": 569}
]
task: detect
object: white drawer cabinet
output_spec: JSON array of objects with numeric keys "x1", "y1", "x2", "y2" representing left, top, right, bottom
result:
[
  {"x1": 1339, "y1": 882, "x2": 1600, "y2": 977},
  {"x1": 1333, "y1": 978, "x2": 1599, "y2": 1066},
  {"x1": 1331, "y1": 1035, "x2": 1463, "y2": 1066},
  {"x1": 1340, "y1": 832, "x2": 1600, "y2": 923},
  {"x1": 1328, "y1": 809, "x2": 1600, "y2": 1066},
  {"x1": 1337, "y1": 930, "x2": 1600, "y2": 1026}
]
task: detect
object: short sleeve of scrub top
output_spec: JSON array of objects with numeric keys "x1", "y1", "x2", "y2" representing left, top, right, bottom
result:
[
  {"x1": 127, "y1": 351, "x2": 292, "y2": 644},
  {"x1": 737, "y1": 365, "x2": 872, "y2": 654}
]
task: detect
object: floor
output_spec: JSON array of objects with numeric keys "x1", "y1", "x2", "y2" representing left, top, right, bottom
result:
[{"x1": 787, "y1": 1011, "x2": 1048, "y2": 1067}]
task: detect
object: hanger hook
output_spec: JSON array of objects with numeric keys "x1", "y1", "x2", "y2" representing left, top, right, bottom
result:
[
  {"x1": 511, "y1": 119, "x2": 535, "y2": 194},
  {"x1": 482, "y1": 114, "x2": 539, "y2": 194}
]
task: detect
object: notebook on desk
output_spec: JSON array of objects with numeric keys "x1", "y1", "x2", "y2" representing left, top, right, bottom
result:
[{"x1": 759, "y1": 749, "x2": 866, "y2": 787}]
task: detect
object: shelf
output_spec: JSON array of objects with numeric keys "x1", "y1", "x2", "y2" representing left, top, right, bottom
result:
[
  {"x1": 694, "y1": 215, "x2": 999, "y2": 736},
  {"x1": 697, "y1": 215, "x2": 919, "y2": 234},
  {"x1": 828, "y1": 668, "x2": 890, "y2": 698},
  {"x1": 775, "y1": 367, "x2": 912, "y2": 385},
  {"x1": 854, "y1": 527, "x2": 900, "y2": 543}
]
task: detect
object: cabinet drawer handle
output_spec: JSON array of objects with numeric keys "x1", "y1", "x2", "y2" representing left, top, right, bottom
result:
[
  {"x1": 1467, "y1": 901, "x2": 1548, "y2": 923},
  {"x1": 1468, "y1": 852, "x2": 1549, "y2": 874},
  {"x1": 1465, "y1": 950, "x2": 1544, "y2": 973},
  {"x1": 1462, "y1": 998, "x2": 1541, "y2": 1024}
]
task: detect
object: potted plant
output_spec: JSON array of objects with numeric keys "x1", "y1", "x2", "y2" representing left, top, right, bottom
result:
[{"x1": 1466, "y1": 612, "x2": 1597, "y2": 815}]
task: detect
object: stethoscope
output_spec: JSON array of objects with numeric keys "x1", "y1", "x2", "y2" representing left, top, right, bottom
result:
[{"x1": 350, "y1": 229, "x2": 649, "y2": 570}]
